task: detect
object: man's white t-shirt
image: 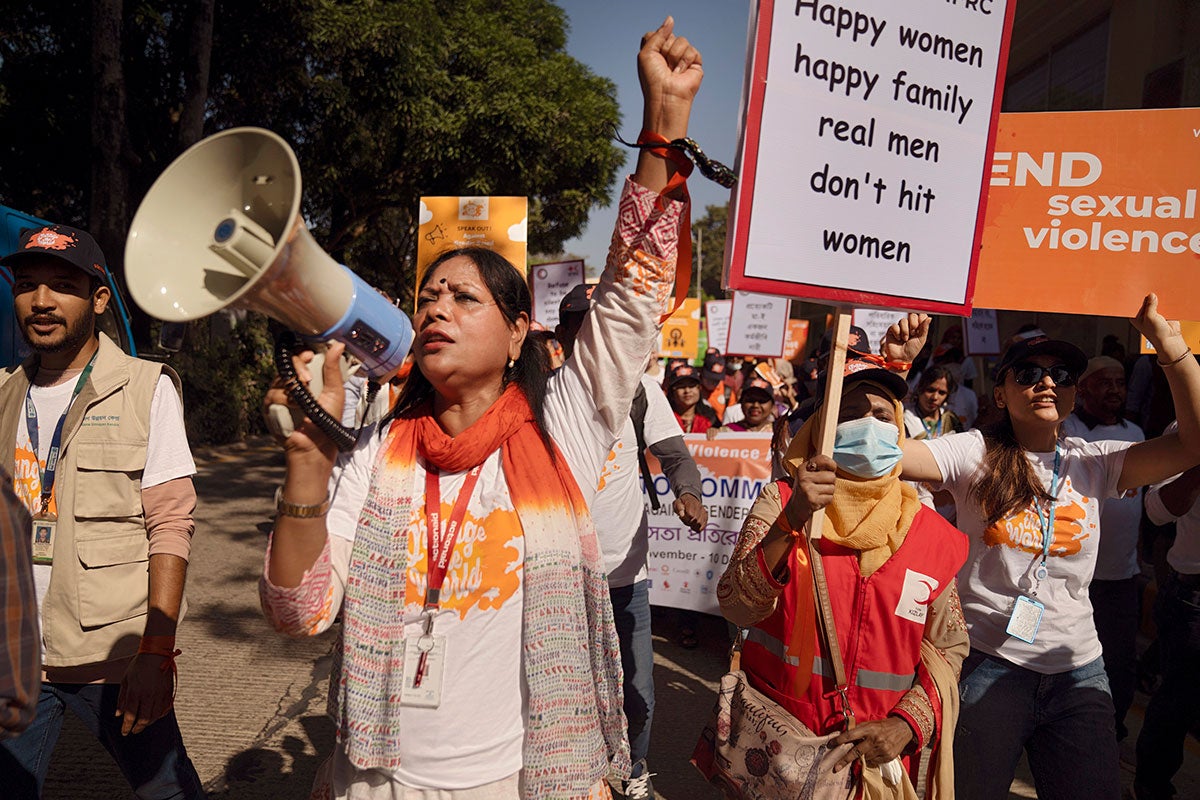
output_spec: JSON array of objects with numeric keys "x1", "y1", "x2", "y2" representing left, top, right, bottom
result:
[
  {"x1": 590, "y1": 374, "x2": 685, "y2": 587},
  {"x1": 1062, "y1": 414, "x2": 1145, "y2": 580},
  {"x1": 1145, "y1": 421, "x2": 1200, "y2": 575},
  {"x1": 925, "y1": 430, "x2": 1131, "y2": 673},
  {"x1": 947, "y1": 385, "x2": 978, "y2": 429},
  {"x1": 12, "y1": 375, "x2": 195, "y2": 621},
  {"x1": 323, "y1": 361, "x2": 615, "y2": 790}
]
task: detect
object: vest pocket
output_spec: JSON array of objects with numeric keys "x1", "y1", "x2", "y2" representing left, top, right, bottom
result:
[
  {"x1": 76, "y1": 532, "x2": 149, "y2": 627},
  {"x1": 73, "y1": 442, "x2": 144, "y2": 519}
]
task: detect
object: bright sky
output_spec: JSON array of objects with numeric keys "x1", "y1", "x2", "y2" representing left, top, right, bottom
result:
[{"x1": 556, "y1": 1, "x2": 752, "y2": 274}]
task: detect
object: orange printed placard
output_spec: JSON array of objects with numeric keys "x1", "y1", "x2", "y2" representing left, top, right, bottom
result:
[
  {"x1": 782, "y1": 319, "x2": 810, "y2": 361},
  {"x1": 976, "y1": 108, "x2": 1200, "y2": 320},
  {"x1": 660, "y1": 297, "x2": 701, "y2": 359},
  {"x1": 415, "y1": 196, "x2": 528, "y2": 290},
  {"x1": 1141, "y1": 321, "x2": 1200, "y2": 355}
]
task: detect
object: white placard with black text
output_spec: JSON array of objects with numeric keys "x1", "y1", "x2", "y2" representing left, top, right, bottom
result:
[
  {"x1": 726, "y1": 0, "x2": 1014, "y2": 315},
  {"x1": 705, "y1": 300, "x2": 734, "y2": 354},
  {"x1": 726, "y1": 292, "x2": 791, "y2": 357},
  {"x1": 965, "y1": 308, "x2": 1000, "y2": 355},
  {"x1": 529, "y1": 260, "x2": 584, "y2": 328},
  {"x1": 851, "y1": 308, "x2": 899, "y2": 355}
]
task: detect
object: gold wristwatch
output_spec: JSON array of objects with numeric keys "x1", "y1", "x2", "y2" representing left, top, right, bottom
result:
[{"x1": 274, "y1": 488, "x2": 331, "y2": 518}]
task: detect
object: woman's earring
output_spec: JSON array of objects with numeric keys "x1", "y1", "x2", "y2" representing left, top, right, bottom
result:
[{"x1": 507, "y1": 358, "x2": 516, "y2": 369}]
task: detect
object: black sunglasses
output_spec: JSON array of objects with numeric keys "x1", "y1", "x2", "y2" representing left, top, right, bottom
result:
[{"x1": 1009, "y1": 362, "x2": 1077, "y2": 387}]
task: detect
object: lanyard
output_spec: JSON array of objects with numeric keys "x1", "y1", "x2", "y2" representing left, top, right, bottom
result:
[
  {"x1": 1032, "y1": 441, "x2": 1062, "y2": 580},
  {"x1": 921, "y1": 411, "x2": 943, "y2": 439},
  {"x1": 25, "y1": 356, "x2": 96, "y2": 514},
  {"x1": 422, "y1": 463, "x2": 483, "y2": 610}
]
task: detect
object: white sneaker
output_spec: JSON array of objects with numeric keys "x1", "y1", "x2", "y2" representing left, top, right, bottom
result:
[{"x1": 620, "y1": 769, "x2": 656, "y2": 800}]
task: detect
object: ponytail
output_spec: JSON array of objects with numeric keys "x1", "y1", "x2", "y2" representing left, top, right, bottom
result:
[{"x1": 969, "y1": 412, "x2": 1055, "y2": 527}]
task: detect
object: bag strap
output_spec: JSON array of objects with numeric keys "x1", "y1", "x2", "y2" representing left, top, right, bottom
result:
[
  {"x1": 806, "y1": 524, "x2": 855, "y2": 729},
  {"x1": 631, "y1": 383, "x2": 661, "y2": 512},
  {"x1": 729, "y1": 628, "x2": 745, "y2": 673}
]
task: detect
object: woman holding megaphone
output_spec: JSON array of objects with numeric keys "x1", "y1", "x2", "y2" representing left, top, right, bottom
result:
[{"x1": 260, "y1": 17, "x2": 700, "y2": 800}]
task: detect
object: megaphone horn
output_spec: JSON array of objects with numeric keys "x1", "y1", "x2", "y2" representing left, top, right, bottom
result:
[{"x1": 125, "y1": 127, "x2": 412, "y2": 380}]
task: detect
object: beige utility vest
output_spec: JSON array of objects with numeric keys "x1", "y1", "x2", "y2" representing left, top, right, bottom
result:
[{"x1": 0, "y1": 333, "x2": 184, "y2": 667}]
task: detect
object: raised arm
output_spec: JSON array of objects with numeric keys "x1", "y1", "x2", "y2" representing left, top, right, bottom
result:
[
  {"x1": 633, "y1": 17, "x2": 701, "y2": 194},
  {"x1": 564, "y1": 18, "x2": 699, "y2": 435},
  {"x1": 882, "y1": 313, "x2": 945, "y2": 483},
  {"x1": 1118, "y1": 295, "x2": 1200, "y2": 491}
]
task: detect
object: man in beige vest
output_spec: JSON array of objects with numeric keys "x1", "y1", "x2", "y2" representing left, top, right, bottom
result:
[{"x1": 0, "y1": 224, "x2": 203, "y2": 799}]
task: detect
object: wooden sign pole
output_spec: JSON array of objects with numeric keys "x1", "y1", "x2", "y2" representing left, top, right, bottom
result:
[{"x1": 807, "y1": 307, "x2": 851, "y2": 542}]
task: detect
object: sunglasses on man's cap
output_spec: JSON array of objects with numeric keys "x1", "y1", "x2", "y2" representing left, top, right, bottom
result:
[{"x1": 1009, "y1": 362, "x2": 1078, "y2": 387}]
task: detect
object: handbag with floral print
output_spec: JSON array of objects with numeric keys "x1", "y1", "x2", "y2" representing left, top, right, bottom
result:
[{"x1": 691, "y1": 659, "x2": 856, "y2": 800}]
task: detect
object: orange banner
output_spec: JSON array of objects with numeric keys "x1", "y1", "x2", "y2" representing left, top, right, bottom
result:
[
  {"x1": 660, "y1": 297, "x2": 701, "y2": 359},
  {"x1": 644, "y1": 433, "x2": 773, "y2": 613},
  {"x1": 415, "y1": 196, "x2": 528, "y2": 291},
  {"x1": 782, "y1": 319, "x2": 810, "y2": 361},
  {"x1": 1141, "y1": 321, "x2": 1200, "y2": 355},
  {"x1": 976, "y1": 108, "x2": 1200, "y2": 320}
]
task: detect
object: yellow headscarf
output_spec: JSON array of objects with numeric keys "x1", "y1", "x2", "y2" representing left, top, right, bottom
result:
[{"x1": 781, "y1": 381, "x2": 920, "y2": 576}]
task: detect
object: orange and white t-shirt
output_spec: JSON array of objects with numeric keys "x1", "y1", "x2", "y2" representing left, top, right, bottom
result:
[
  {"x1": 926, "y1": 430, "x2": 1131, "y2": 674},
  {"x1": 325, "y1": 447, "x2": 525, "y2": 790},
  {"x1": 13, "y1": 375, "x2": 195, "y2": 627}
]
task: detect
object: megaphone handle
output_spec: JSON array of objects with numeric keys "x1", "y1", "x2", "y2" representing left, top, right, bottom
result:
[{"x1": 274, "y1": 332, "x2": 359, "y2": 452}]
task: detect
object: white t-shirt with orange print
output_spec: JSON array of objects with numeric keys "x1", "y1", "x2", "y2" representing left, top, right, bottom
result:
[
  {"x1": 13, "y1": 374, "x2": 195, "y2": 627},
  {"x1": 925, "y1": 430, "x2": 1131, "y2": 674},
  {"x1": 326, "y1": 445, "x2": 526, "y2": 789}
]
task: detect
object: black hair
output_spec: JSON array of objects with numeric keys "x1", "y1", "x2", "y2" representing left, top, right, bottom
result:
[
  {"x1": 916, "y1": 364, "x2": 958, "y2": 396},
  {"x1": 386, "y1": 247, "x2": 554, "y2": 454}
]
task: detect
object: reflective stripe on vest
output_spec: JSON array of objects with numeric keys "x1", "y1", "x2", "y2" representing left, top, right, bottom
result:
[{"x1": 746, "y1": 625, "x2": 916, "y2": 693}]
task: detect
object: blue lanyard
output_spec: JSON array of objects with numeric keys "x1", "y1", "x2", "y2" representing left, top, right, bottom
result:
[
  {"x1": 1033, "y1": 441, "x2": 1062, "y2": 574},
  {"x1": 921, "y1": 411, "x2": 944, "y2": 439},
  {"x1": 25, "y1": 356, "x2": 96, "y2": 514}
]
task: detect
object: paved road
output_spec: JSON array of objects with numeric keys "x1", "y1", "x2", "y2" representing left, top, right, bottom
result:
[{"x1": 38, "y1": 437, "x2": 1200, "y2": 798}]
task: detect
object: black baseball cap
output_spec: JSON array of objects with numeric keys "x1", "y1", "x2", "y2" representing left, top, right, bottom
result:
[
  {"x1": 558, "y1": 283, "x2": 596, "y2": 316},
  {"x1": 814, "y1": 352, "x2": 910, "y2": 406},
  {"x1": 667, "y1": 363, "x2": 702, "y2": 389},
  {"x1": 817, "y1": 324, "x2": 871, "y2": 360},
  {"x1": 740, "y1": 376, "x2": 775, "y2": 403},
  {"x1": 701, "y1": 352, "x2": 727, "y2": 383},
  {"x1": 0, "y1": 224, "x2": 108, "y2": 283},
  {"x1": 992, "y1": 334, "x2": 1087, "y2": 383}
]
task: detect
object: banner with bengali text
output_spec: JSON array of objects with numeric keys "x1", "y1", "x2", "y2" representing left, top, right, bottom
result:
[{"x1": 643, "y1": 432, "x2": 773, "y2": 613}]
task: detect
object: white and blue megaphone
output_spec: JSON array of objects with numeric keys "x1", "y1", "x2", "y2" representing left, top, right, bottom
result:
[{"x1": 125, "y1": 127, "x2": 413, "y2": 448}]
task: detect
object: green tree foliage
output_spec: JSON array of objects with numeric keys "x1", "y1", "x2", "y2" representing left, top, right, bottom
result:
[
  {"x1": 0, "y1": 0, "x2": 623, "y2": 442},
  {"x1": 693, "y1": 202, "x2": 729, "y2": 301}
]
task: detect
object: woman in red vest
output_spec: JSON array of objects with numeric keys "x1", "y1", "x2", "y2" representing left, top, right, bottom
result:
[{"x1": 718, "y1": 318, "x2": 968, "y2": 798}]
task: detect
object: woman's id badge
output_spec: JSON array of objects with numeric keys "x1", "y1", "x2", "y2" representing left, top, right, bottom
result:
[
  {"x1": 401, "y1": 635, "x2": 446, "y2": 708},
  {"x1": 1006, "y1": 595, "x2": 1045, "y2": 643},
  {"x1": 30, "y1": 514, "x2": 56, "y2": 565}
]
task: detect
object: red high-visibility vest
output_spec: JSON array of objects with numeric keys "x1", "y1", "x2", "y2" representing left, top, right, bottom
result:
[{"x1": 741, "y1": 480, "x2": 967, "y2": 743}]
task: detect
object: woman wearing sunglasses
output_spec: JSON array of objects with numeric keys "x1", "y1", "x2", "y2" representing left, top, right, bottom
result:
[{"x1": 899, "y1": 294, "x2": 1200, "y2": 800}]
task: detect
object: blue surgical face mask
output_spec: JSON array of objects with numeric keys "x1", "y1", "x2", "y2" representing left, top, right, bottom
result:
[{"x1": 832, "y1": 416, "x2": 903, "y2": 479}]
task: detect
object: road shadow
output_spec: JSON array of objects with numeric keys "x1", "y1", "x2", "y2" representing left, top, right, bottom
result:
[
  {"x1": 648, "y1": 609, "x2": 727, "y2": 800},
  {"x1": 205, "y1": 714, "x2": 335, "y2": 799}
]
